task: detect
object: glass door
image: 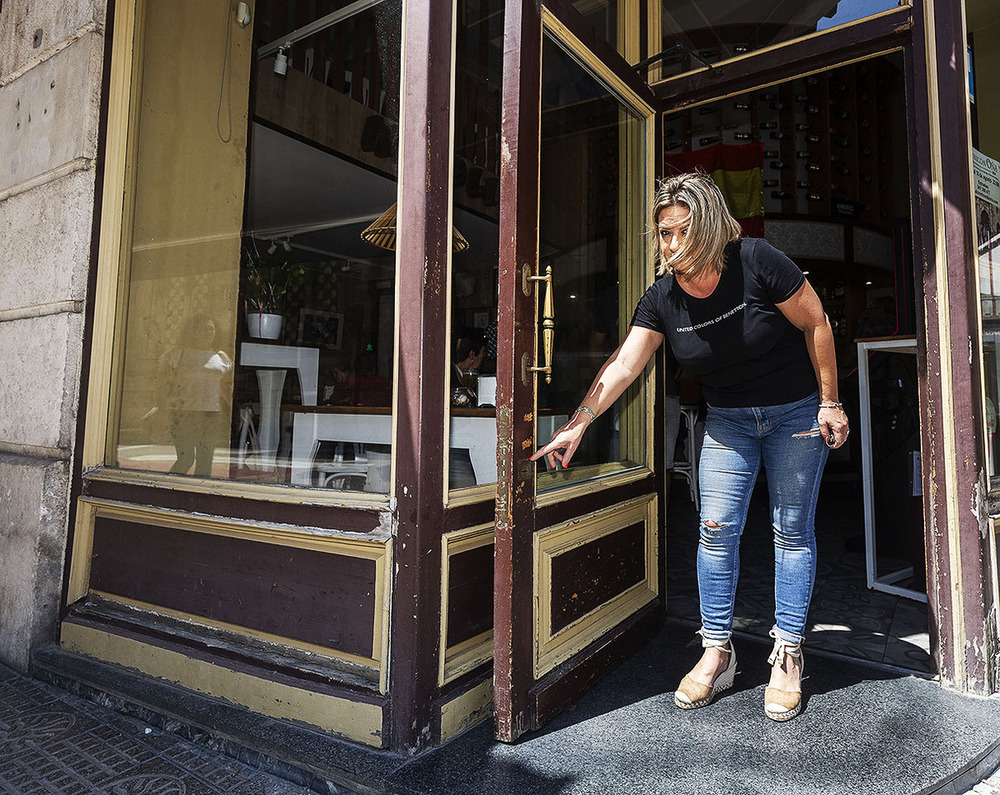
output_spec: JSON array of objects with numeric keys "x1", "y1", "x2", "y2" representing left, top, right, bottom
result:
[{"x1": 494, "y1": 1, "x2": 658, "y2": 742}]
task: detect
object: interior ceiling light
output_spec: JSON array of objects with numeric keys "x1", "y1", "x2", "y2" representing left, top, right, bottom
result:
[{"x1": 360, "y1": 202, "x2": 469, "y2": 253}]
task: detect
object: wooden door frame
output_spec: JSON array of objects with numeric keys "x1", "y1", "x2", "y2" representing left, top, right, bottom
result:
[
  {"x1": 650, "y1": 0, "x2": 997, "y2": 694},
  {"x1": 494, "y1": 0, "x2": 662, "y2": 743}
]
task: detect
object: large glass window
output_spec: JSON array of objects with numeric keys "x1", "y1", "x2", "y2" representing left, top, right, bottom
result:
[
  {"x1": 535, "y1": 34, "x2": 651, "y2": 491},
  {"x1": 112, "y1": 0, "x2": 401, "y2": 494},
  {"x1": 654, "y1": 0, "x2": 906, "y2": 79},
  {"x1": 969, "y1": 0, "x2": 1000, "y2": 475},
  {"x1": 448, "y1": 0, "x2": 504, "y2": 493}
]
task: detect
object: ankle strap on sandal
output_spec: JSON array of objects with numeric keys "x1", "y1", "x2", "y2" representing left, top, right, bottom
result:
[
  {"x1": 767, "y1": 628, "x2": 802, "y2": 665},
  {"x1": 697, "y1": 629, "x2": 732, "y2": 651}
]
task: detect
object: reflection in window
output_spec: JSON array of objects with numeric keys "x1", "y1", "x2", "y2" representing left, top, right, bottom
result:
[
  {"x1": 571, "y1": 0, "x2": 617, "y2": 54},
  {"x1": 113, "y1": 0, "x2": 401, "y2": 494},
  {"x1": 448, "y1": 0, "x2": 504, "y2": 492},
  {"x1": 655, "y1": 0, "x2": 904, "y2": 79},
  {"x1": 536, "y1": 35, "x2": 649, "y2": 490},
  {"x1": 969, "y1": 0, "x2": 1000, "y2": 474}
]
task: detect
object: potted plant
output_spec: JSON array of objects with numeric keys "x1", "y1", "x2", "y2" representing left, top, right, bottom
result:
[{"x1": 242, "y1": 241, "x2": 306, "y2": 340}]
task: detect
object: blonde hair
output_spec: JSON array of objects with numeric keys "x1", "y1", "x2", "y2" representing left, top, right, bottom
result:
[{"x1": 652, "y1": 173, "x2": 742, "y2": 278}]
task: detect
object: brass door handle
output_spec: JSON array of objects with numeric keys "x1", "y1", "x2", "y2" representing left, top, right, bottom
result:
[{"x1": 526, "y1": 264, "x2": 554, "y2": 384}]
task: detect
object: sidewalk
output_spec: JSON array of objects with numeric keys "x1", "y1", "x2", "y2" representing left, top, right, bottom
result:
[
  {"x1": 0, "y1": 661, "x2": 318, "y2": 794},
  {"x1": 14, "y1": 623, "x2": 1000, "y2": 794}
]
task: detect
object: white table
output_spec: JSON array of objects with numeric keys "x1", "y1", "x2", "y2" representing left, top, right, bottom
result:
[
  {"x1": 289, "y1": 410, "x2": 567, "y2": 487},
  {"x1": 240, "y1": 343, "x2": 319, "y2": 469}
]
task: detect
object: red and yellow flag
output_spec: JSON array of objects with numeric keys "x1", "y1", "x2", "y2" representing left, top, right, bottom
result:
[{"x1": 664, "y1": 143, "x2": 764, "y2": 238}]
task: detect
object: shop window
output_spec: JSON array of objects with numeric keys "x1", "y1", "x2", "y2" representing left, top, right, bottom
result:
[
  {"x1": 448, "y1": 0, "x2": 504, "y2": 493},
  {"x1": 654, "y1": 0, "x2": 907, "y2": 79},
  {"x1": 534, "y1": 33, "x2": 651, "y2": 491},
  {"x1": 969, "y1": 0, "x2": 1000, "y2": 475},
  {"x1": 111, "y1": 0, "x2": 401, "y2": 494}
]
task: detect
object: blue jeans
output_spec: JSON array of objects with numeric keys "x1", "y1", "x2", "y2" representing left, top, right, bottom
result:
[{"x1": 696, "y1": 392, "x2": 828, "y2": 646}]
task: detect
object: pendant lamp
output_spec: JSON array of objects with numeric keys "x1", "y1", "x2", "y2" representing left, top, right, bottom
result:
[{"x1": 360, "y1": 202, "x2": 469, "y2": 253}]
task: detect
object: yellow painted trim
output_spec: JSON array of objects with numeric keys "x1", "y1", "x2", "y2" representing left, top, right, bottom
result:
[
  {"x1": 67, "y1": 501, "x2": 97, "y2": 604},
  {"x1": 440, "y1": 680, "x2": 493, "y2": 742},
  {"x1": 650, "y1": 6, "x2": 911, "y2": 93},
  {"x1": 534, "y1": 12, "x2": 657, "y2": 506},
  {"x1": 61, "y1": 622, "x2": 384, "y2": 747},
  {"x1": 445, "y1": 484, "x2": 494, "y2": 507},
  {"x1": 82, "y1": 0, "x2": 139, "y2": 470},
  {"x1": 77, "y1": 498, "x2": 392, "y2": 691},
  {"x1": 542, "y1": 8, "x2": 655, "y2": 117},
  {"x1": 922, "y1": 0, "x2": 966, "y2": 689},
  {"x1": 439, "y1": 523, "x2": 495, "y2": 685},
  {"x1": 646, "y1": 0, "x2": 662, "y2": 83},
  {"x1": 80, "y1": 498, "x2": 390, "y2": 555},
  {"x1": 533, "y1": 495, "x2": 658, "y2": 678},
  {"x1": 90, "y1": 590, "x2": 380, "y2": 670},
  {"x1": 440, "y1": 0, "x2": 461, "y2": 507},
  {"x1": 83, "y1": 467, "x2": 392, "y2": 509},
  {"x1": 620, "y1": 0, "x2": 638, "y2": 64},
  {"x1": 536, "y1": 464, "x2": 654, "y2": 508}
]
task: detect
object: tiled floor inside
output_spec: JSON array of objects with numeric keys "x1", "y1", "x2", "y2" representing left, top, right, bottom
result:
[{"x1": 664, "y1": 474, "x2": 933, "y2": 674}]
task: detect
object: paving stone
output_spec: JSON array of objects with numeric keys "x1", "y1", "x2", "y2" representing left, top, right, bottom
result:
[{"x1": 0, "y1": 663, "x2": 320, "y2": 794}]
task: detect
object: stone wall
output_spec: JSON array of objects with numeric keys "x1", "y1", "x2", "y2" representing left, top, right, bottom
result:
[{"x1": 0, "y1": 0, "x2": 107, "y2": 670}]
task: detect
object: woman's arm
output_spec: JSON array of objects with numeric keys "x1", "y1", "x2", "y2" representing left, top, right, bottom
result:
[
  {"x1": 776, "y1": 280, "x2": 850, "y2": 448},
  {"x1": 531, "y1": 326, "x2": 663, "y2": 469}
]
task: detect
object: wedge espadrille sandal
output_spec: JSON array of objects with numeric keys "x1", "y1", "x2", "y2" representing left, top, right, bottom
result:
[
  {"x1": 674, "y1": 634, "x2": 737, "y2": 710},
  {"x1": 764, "y1": 629, "x2": 804, "y2": 722}
]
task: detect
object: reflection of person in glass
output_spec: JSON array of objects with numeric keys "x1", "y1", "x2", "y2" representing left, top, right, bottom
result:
[
  {"x1": 533, "y1": 174, "x2": 849, "y2": 722},
  {"x1": 451, "y1": 328, "x2": 486, "y2": 407},
  {"x1": 161, "y1": 315, "x2": 233, "y2": 477}
]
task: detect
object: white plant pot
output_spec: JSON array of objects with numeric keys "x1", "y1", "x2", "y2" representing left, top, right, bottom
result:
[{"x1": 247, "y1": 312, "x2": 283, "y2": 340}]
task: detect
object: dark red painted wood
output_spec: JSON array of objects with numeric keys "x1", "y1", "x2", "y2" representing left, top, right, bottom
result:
[
  {"x1": 66, "y1": 602, "x2": 386, "y2": 697},
  {"x1": 388, "y1": 0, "x2": 455, "y2": 753},
  {"x1": 532, "y1": 603, "x2": 661, "y2": 727},
  {"x1": 495, "y1": 0, "x2": 543, "y2": 743},
  {"x1": 912, "y1": 0, "x2": 993, "y2": 694},
  {"x1": 495, "y1": 0, "x2": 664, "y2": 743},
  {"x1": 446, "y1": 543, "x2": 495, "y2": 647},
  {"x1": 652, "y1": 8, "x2": 911, "y2": 110},
  {"x1": 90, "y1": 518, "x2": 377, "y2": 657},
  {"x1": 549, "y1": 522, "x2": 646, "y2": 634},
  {"x1": 536, "y1": 473, "x2": 655, "y2": 527},
  {"x1": 902, "y1": 25, "x2": 948, "y2": 681},
  {"x1": 82, "y1": 479, "x2": 385, "y2": 534}
]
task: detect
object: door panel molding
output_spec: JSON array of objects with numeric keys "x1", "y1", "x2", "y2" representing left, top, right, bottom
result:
[{"x1": 534, "y1": 495, "x2": 658, "y2": 677}]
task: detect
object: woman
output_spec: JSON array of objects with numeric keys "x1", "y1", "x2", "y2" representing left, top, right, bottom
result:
[{"x1": 532, "y1": 173, "x2": 849, "y2": 722}]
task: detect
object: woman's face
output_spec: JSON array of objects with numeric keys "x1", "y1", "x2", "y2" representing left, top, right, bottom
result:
[{"x1": 657, "y1": 204, "x2": 691, "y2": 264}]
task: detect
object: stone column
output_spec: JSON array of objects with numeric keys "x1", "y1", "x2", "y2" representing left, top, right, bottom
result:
[{"x1": 0, "y1": 1, "x2": 107, "y2": 671}]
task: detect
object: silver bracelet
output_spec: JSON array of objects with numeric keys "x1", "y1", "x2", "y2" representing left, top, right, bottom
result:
[
  {"x1": 818, "y1": 401, "x2": 843, "y2": 409},
  {"x1": 575, "y1": 405, "x2": 597, "y2": 421}
]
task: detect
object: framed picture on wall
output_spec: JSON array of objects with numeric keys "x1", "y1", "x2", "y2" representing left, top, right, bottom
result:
[{"x1": 298, "y1": 309, "x2": 343, "y2": 349}]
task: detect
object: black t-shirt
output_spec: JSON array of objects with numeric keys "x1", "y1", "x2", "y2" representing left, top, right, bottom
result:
[{"x1": 630, "y1": 237, "x2": 817, "y2": 408}]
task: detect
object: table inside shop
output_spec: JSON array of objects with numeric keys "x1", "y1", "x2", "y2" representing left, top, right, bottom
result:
[{"x1": 285, "y1": 406, "x2": 568, "y2": 487}]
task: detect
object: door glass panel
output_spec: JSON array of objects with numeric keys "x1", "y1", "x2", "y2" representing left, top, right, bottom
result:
[
  {"x1": 112, "y1": 0, "x2": 401, "y2": 494},
  {"x1": 536, "y1": 34, "x2": 649, "y2": 492},
  {"x1": 448, "y1": 0, "x2": 504, "y2": 492},
  {"x1": 968, "y1": 0, "x2": 1000, "y2": 475},
  {"x1": 655, "y1": 0, "x2": 906, "y2": 79}
]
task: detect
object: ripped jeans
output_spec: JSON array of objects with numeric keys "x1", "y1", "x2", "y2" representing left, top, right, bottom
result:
[{"x1": 696, "y1": 392, "x2": 828, "y2": 646}]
